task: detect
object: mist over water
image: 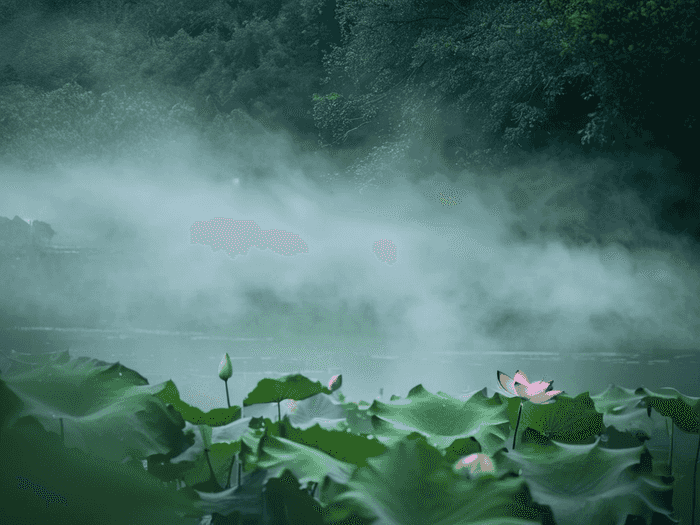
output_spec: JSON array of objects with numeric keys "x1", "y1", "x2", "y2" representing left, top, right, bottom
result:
[{"x1": 1, "y1": 112, "x2": 699, "y2": 410}]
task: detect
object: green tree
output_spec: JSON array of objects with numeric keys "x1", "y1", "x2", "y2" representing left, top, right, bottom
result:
[
  {"x1": 313, "y1": 0, "x2": 579, "y2": 165},
  {"x1": 535, "y1": 0, "x2": 698, "y2": 153},
  {"x1": 537, "y1": 0, "x2": 697, "y2": 59},
  {"x1": 313, "y1": 0, "x2": 697, "y2": 167},
  {"x1": 135, "y1": 0, "x2": 338, "y2": 137}
]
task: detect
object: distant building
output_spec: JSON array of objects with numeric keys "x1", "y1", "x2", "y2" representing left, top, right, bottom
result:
[
  {"x1": 0, "y1": 215, "x2": 56, "y2": 260},
  {"x1": 30, "y1": 220, "x2": 56, "y2": 245},
  {"x1": 0, "y1": 215, "x2": 31, "y2": 249}
]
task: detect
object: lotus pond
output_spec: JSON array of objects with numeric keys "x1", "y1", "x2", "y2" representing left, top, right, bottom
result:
[{"x1": 1, "y1": 347, "x2": 699, "y2": 525}]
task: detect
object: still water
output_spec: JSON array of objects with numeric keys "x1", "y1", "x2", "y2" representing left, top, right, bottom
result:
[
  {"x1": 3, "y1": 326, "x2": 699, "y2": 402},
  {"x1": 2, "y1": 325, "x2": 699, "y2": 459}
]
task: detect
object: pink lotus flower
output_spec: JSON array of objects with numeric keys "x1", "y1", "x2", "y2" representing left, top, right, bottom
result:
[
  {"x1": 497, "y1": 370, "x2": 563, "y2": 404},
  {"x1": 454, "y1": 453, "x2": 496, "y2": 477},
  {"x1": 497, "y1": 369, "x2": 565, "y2": 451}
]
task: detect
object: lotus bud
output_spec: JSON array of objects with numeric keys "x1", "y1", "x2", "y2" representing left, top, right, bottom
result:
[
  {"x1": 329, "y1": 374, "x2": 339, "y2": 389},
  {"x1": 219, "y1": 353, "x2": 233, "y2": 380},
  {"x1": 219, "y1": 353, "x2": 233, "y2": 408}
]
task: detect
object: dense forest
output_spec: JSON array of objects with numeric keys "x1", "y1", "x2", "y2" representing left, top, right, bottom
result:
[{"x1": 0, "y1": 0, "x2": 698, "y2": 241}]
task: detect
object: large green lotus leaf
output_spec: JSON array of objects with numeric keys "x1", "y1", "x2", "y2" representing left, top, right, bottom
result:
[
  {"x1": 154, "y1": 379, "x2": 241, "y2": 426},
  {"x1": 442, "y1": 436, "x2": 484, "y2": 466},
  {"x1": 635, "y1": 386, "x2": 700, "y2": 434},
  {"x1": 165, "y1": 418, "x2": 335, "y2": 495},
  {"x1": 145, "y1": 416, "x2": 257, "y2": 489},
  {"x1": 261, "y1": 468, "x2": 326, "y2": 525},
  {"x1": 254, "y1": 432, "x2": 357, "y2": 489},
  {"x1": 0, "y1": 350, "x2": 191, "y2": 462},
  {"x1": 517, "y1": 392, "x2": 604, "y2": 443},
  {"x1": 192, "y1": 467, "x2": 330, "y2": 524},
  {"x1": 1, "y1": 410, "x2": 201, "y2": 524},
  {"x1": 171, "y1": 418, "x2": 252, "y2": 463},
  {"x1": 285, "y1": 391, "x2": 348, "y2": 429},
  {"x1": 361, "y1": 384, "x2": 512, "y2": 456},
  {"x1": 340, "y1": 398, "x2": 376, "y2": 436},
  {"x1": 493, "y1": 435, "x2": 676, "y2": 525},
  {"x1": 326, "y1": 433, "x2": 551, "y2": 525},
  {"x1": 176, "y1": 440, "x2": 241, "y2": 491},
  {"x1": 235, "y1": 415, "x2": 387, "y2": 480},
  {"x1": 243, "y1": 373, "x2": 334, "y2": 422},
  {"x1": 590, "y1": 384, "x2": 655, "y2": 436},
  {"x1": 193, "y1": 466, "x2": 271, "y2": 518},
  {"x1": 264, "y1": 415, "x2": 387, "y2": 469},
  {"x1": 591, "y1": 384, "x2": 648, "y2": 414},
  {"x1": 597, "y1": 425, "x2": 654, "y2": 450},
  {"x1": 238, "y1": 420, "x2": 280, "y2": 475},
  {"x1": 168, "y1": 399, "x2": 349, "y2": 489}
]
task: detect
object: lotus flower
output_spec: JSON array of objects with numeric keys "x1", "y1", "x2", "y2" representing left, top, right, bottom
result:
[
  {"x1": 497, "y1": 369, "x2": 565, "y2": 450},
  {"x1": 497, "y1": 370, "x2": 563, "y2": 404},
  {"x1": 454, "y1": 453, "x2": 496, "y2": 477}
]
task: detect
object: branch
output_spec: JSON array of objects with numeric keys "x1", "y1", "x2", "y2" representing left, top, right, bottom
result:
[
  {"x1": 443, "y1": 0, "x2": 471, "y2": 18},
  {"x1": 379, "y1": 16, "x2": 450, "y2": 26},
  {"x1": 368, "y1": 59, "x2": 428, "y2": 105},
  {"x1": 323, "y1": 120, "x2": 373, "y2": 147}
]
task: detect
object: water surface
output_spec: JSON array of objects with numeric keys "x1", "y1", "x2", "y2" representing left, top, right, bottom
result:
[{"x1": 3, "y1": 325, "x2": 697, "y2": 403}]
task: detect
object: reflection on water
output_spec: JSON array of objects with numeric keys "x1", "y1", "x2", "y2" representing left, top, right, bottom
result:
[
  {"x1": 9, "y1": 325, "x2": 275, "y2": 342},
  {"x1": 1, "y1": 325, "x2": 698, "y2": 416}
]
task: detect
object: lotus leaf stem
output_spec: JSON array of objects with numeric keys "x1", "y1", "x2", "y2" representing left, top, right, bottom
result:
[
  {"x1": 225, "y1": 453, "x2": 235, "y2": 488},
  {"x1": 692, "y1": 433, "x2": 699, "y2": 525},
  {"x1": 224, "y1": 379, "x2": 231, "y2": 409},
  {"x1": 513, "y1": 400, "x2": 523, "y2": 451},
  {"x1": 204, "y1": 448, "x2": 219, "y2": 488},
  {"x1": 668, "y1": 417, "x2": 674, "y2": 476}
]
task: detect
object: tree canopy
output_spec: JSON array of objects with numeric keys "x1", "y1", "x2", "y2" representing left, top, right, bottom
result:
[
  {"x1": 312, "y1": 0, "x2": 697, "y2": 169},
  {"x1": 0, "y1": 0, "x2": 696, "y2": 171}
]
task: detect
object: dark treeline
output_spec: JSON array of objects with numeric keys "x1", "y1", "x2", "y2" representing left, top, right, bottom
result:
[{"x1": 0, "y1": 0, "x2": 698, "y2": 240}]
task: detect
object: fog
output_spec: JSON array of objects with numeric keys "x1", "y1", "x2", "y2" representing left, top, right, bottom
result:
[{"x1": 2, "y1": 102, "x2": 699, "y2": 402}]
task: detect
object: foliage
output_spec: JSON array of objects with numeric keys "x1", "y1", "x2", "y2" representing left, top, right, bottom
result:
[
  {"x1": 0, "y1": 350, "x2": 200, "y2": 524},
  {"x1": 313, "y1": 0, "x2": 586, "y2": 162},
  {"x1": 536, "y1": 0, "x2": 698, "y2": 59},
  {"x1": 132, "y1": 0, "x2": 336, "y2": 135},
  {"x1": 3, "y1": 349, "x2": 692, "y2": 523},
  {"x1": 0, "y1": 81, "x2": 194, "y2": 169},
  {"x1": 534, "y1": 0, "x2": 699, "y2": 151},
  {"x1": 0, "y1": 0, "x2": 338, "y2": 169},
  {"x1": 313, "y1": 0, "x2": 697, "y2": 168},
  {"x1": 0, "y1": 0, "x2": 696, "y2": 177}
]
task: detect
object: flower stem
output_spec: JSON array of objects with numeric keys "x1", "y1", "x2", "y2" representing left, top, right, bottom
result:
[
  {"x1": 668, "y1": 418, "x2": 674, "y2": 476},
  {"x1": 224, "y1": 379, "x2": 231, "y2": 409},
  {"x1": 225, "y1": 453, "x2": 236, "y2": 489},
  {"x1": 513, "y1": 401, "x2": 523, "y2": 451},
  {"x1": 692, "y1": 433, "x2": 699, "y2": 525},
  {"x1": 204, "y1": 448, "x2": 219, "y2": 488}
]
